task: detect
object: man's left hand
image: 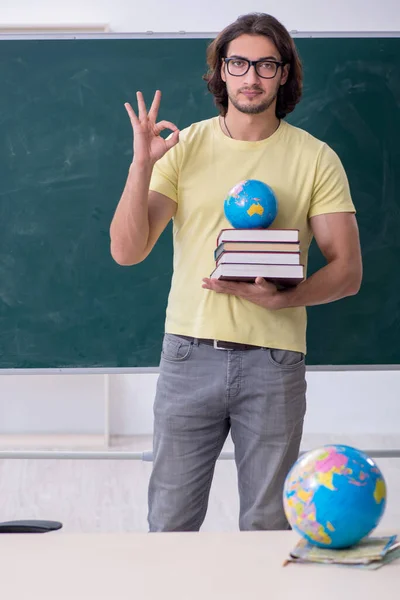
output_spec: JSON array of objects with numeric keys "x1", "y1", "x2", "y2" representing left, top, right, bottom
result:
[{"x1": 202, "y1": 277, "x2": 285, "y2": 310}]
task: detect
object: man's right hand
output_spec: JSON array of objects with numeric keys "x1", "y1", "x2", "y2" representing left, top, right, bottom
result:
[{"x1": 124, "y1": 90, "x2": 180, "y2": 167}]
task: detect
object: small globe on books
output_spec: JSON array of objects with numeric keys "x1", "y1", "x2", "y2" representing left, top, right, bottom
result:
[
  {"x1": 223, "y1": 179, "x2": 278, "y2": 229},
  {"x1": 283, "y1": 445, "x2": 387, "y2": 549}
]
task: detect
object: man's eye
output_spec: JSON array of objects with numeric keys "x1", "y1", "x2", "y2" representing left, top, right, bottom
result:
[{"x1": 259, "y1": 62, "x2": 274, "y2": 70}]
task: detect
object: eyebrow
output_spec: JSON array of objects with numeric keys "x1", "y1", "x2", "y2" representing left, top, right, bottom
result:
[{"x1": 227, "y1": 54, "x2": 280, "y2": 61}]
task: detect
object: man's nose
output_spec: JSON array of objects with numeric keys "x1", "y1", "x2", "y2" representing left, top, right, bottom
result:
[{"x1": 243, "y1": 64, "x2": 261, "y2": 86}]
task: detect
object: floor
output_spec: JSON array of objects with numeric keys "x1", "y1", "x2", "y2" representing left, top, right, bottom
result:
[{"x1": 0, "y1": 433, "x2": 398, "y2": 533}]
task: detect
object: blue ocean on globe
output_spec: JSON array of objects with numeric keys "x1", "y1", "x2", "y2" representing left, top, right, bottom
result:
[
  {"x1": 223, "y1": 179, "x2": 278, "y2": 229},
  {"x1": 283, "y1": 445, "x2": 387, "y2": 549}
]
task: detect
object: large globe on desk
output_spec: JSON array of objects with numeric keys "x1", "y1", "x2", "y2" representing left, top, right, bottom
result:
[
  {"x1": 223, "y1": 179, "x2": 278, "y2": 229},
  {"x1": 283, "y1": 445, "x2": 387, "y2": 549}
]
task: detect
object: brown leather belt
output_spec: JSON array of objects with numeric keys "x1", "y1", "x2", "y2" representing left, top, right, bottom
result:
[{"x1": 178, "y1": 335, "x2": 263, "y2": 351}]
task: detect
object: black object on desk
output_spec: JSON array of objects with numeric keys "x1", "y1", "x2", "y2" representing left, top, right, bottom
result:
[{"x1": 0, "y1": 520, "x2": 63, "y2": 534}]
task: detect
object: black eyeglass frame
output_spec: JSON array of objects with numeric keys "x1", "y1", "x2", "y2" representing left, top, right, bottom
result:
[{"x1": 223, "y1": 57, "x2": 285, "y2": 79}]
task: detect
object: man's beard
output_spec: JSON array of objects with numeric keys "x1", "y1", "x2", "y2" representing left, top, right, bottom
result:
[{"x1": 228, "y1": 87, "x2": 279, "y2": 115}]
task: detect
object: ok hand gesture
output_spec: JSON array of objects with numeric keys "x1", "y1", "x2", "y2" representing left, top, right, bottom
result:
[{"x1": 124, "y1": 90, "x2": 180, "y2": 167}]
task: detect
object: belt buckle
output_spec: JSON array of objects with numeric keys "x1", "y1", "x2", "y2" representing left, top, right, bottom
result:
[{"x1": 213, "y1": 339, "x2": 230, "y2": 351}]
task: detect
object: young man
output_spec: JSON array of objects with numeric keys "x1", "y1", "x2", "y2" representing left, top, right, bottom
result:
[{"x1": 110, "y1": 13, "x2": 362, "y2": 532}]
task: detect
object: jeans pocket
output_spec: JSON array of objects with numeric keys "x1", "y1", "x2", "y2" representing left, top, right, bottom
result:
[
  {"x1": 161, "y1": 334, "x2": 193, "y2": 363},
  {"x1": 267, "y1": 348, "x2": 305, "y2": 370}
]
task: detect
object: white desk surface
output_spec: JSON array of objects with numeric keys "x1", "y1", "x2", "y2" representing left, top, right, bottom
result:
[{"x1": 1, "y1": 531, "x2": 398, "y2": 600}]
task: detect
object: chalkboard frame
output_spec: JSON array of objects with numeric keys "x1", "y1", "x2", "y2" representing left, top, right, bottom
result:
[{"x1": 1, "y1": 30, "x2": 400, "y2": 371}]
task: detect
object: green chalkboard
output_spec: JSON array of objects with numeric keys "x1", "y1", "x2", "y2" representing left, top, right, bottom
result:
[{"x1": 0, "y1": 37, "x2": 399, "y2": 368}]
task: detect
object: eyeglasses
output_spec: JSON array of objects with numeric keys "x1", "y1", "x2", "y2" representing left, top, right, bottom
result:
[{"x1": 224, "y1": 57, "x2": 285, "y2": 79}]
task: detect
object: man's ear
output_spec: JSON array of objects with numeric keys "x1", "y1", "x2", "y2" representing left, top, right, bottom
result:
[
  {"x1": 221, "y1": 58, "x2": 227, "y2": 83},
  {"x1": 280, "y1": 63, "x2": 290, "y2": 86}
]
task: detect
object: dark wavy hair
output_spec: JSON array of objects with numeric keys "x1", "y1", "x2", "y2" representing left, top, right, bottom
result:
[{"x1": 203, "y1": 13, "x2": 303, "y2": 119}]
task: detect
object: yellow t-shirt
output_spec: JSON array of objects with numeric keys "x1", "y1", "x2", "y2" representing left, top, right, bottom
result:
[{"x1": 149, "y1": 116, "x2": 355, "y2": 354}]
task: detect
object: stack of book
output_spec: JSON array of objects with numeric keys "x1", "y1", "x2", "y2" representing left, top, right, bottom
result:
[{"x1": 210, "y1": 228, "x2": 304, "y2": 287}]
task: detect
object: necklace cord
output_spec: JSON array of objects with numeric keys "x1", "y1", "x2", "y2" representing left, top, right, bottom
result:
[{"x1": 223, "y1": 116, "x2": 233, "y2": 138}]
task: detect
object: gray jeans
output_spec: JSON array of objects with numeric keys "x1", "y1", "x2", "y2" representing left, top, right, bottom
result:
[{"x1": 148, "y1": 333, "x2": 307, "y2": 532}]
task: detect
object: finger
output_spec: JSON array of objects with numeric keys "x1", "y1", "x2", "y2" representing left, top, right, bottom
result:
[
  {"x1": 148, "y1": 90, "x2": 161, "y2": 122},
  {"x1": 154, "y1": 120, "x2": 179, "y2": 134},
  {"x1": 255, "y1": 277, "x2": 267, "y2": 287},
  {"x1": 136, "y1": 91, "x2": 148, "y2": 121},
  {"x1": 153, "y1": 120, "x2": 180, "y2": 150},
  {"x1": 124, "y1": 103, "x2": 139, "y2": 126},
  {"x1": 202, "y1": 279, "x2": 224, "y2": 292},
  {"x1": 255, "y1": 277, "x2": 276, "y2": 290},
  {"x1": 165, "y1": 129, "x2": 180, "y2": 151},
  {"x1": 202, "y1": 278, "x2": 247, "y2": 295}
]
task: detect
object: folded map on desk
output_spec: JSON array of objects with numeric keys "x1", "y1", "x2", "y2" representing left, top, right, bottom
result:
[{"x1": 284, "y1": 535, "x2": 400, "y2": 570}]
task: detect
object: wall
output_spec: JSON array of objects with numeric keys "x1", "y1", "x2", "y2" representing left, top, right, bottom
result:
[{"x1": 0, "y1": 0, "x2": 399, "y2": 441}]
